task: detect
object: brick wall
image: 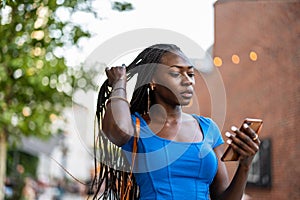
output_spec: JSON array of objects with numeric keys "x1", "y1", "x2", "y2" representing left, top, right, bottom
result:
[{"x1": 212, "y1": 1, "x2": 300, "y2": 199}]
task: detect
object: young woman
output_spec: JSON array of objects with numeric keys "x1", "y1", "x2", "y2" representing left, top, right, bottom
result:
[{"x1": 94, "y1": 44, "x2": 260, "y2": 200}]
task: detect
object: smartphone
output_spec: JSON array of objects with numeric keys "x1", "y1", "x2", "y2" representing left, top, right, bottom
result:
[{"x1": 221, "y1": 118, "x2": 263, "y2": 162}]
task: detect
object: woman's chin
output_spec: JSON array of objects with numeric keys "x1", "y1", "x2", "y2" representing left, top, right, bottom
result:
[{"x1": 180, "y1": 99, "x2": 192, "y2": 106}]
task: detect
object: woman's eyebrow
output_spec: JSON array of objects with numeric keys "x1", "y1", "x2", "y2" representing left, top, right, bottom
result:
[{"x1": 169, "y1": 65, "x2": 194, "y2": 69}]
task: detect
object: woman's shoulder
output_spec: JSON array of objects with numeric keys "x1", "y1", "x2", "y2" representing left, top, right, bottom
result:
[
  {"x1": 188, "y1": 113, "x2": 215, "y2": 125},
  {"x1": 189, "y1": 114, "x2": 223, "y2": 146},
  {"x1": 189, "y1": 114, "x2": 221, "y2": 133}
]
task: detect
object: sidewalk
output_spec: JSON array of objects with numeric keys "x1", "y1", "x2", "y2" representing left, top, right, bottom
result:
[{"x1": 37, "y1": 188, "x2": 86, "y2": 200}]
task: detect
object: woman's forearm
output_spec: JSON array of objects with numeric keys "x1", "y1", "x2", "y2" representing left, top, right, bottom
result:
[
  {"x1": 218, "y1": 164, "x2": 251, "y2": 200},
  {"x1": 102, "y1": 79, "x2": 134, "y2": 146}
]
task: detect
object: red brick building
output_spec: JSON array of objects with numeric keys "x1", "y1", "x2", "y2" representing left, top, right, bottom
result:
[{"x1": 210, "y1": 0, "x2": 299, "y2": 199}]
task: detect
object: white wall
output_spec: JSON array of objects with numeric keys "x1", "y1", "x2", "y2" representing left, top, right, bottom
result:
[{"x1": 37, "y1": 102, "x2": 95, "y2": 183}]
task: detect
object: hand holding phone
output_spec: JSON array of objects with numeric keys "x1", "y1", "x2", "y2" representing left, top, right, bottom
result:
[{"x1": 221, "y1": 118, "x2": 263, "y2": 162}]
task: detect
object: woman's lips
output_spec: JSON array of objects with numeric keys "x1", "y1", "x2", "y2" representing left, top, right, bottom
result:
[{"x1": 180, "y1": 91, "x2": 193, "y2": 98}]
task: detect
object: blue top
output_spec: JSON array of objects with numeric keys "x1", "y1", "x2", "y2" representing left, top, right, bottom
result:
[{"x1": 122, "y1": 112, "x2": 224, "y2": 200}]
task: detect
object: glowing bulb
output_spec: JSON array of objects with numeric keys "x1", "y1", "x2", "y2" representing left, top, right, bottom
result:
[
  {"x1": 250, "y1": 51, "x2": 258, "y2": 61},
  {"x1": 231, "y1": 54, "x2": 240, "y2": 64},
  {"x1": 213, "y1": 57, "x2": 223, "y2": 67}
]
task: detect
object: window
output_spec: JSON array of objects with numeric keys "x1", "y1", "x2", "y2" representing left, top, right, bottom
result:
[{"x1": 247, "y1": 138, "x2": 272, "y2": 188}]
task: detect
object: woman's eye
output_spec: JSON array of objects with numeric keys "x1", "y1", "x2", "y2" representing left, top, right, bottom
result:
[
  {"x1": 188, "y1": 73, "x2": 195, "y2": 77},
  {"x1": 170, "y1": 72, "x2": 180, "y2": 77}
]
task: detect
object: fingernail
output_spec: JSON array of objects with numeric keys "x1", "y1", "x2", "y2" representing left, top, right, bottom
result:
[
  {"x1": 243, "y1": 123, "x2": 249, "y2": 129},
  {"x1": 225, "y1": 132, "x2": 231, "y2": 138},
  {"x1": 226, "y1": 139, "x2": 232, "y2": 144},
  {"x1": 231, "y1": 126, "x2": 238, "y2": 132},
  {"x1": 122, "y1": 64, "x2": 126, "y2": 67}
]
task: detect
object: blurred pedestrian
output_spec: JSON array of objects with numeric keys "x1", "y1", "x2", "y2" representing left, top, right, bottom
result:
[{"x1": 21, "y1": 177, "x2": 36, "y2": 200}]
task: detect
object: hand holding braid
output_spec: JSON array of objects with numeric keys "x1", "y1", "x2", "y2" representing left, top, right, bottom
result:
[{"x1": 105, "y1": 65, "x2": 127, "y2": 87}]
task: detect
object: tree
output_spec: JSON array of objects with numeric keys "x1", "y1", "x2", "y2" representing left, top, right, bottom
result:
[{"x1": 0, "y1": 1, "x2": 133, "y2": 199}]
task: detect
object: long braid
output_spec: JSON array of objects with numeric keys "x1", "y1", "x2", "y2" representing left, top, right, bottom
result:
[{"x1": 93, "y1": 44, "x2": 181, "y2": 199}]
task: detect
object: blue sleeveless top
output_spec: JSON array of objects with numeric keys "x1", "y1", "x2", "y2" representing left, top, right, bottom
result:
[{"x1": 122, "y1": 113, "x2": 224, "y2": 200}]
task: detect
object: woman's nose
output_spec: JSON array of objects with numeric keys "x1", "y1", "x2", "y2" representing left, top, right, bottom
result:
[{"x1": 182, "y1": 74, "x2": 194, "y2": 86}]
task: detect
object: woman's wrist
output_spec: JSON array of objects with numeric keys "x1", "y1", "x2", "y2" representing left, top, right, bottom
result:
[
  {"x1": 238, "y1": 160, "x2": 252, "y2": 172},
  {"x1": 112, "y1": 87, "x2": 126, "y2": 93},
  {"x1": 111, "y1": 79, "x2": 127, "y2": 99},
  {"x1": 112, "y1": 78, "x2": 126, "y2": 88}
]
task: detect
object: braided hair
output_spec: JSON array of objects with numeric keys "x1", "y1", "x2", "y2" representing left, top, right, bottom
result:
[{"x1": 92, "y1": 44, "x2": 181, "y2": 199}]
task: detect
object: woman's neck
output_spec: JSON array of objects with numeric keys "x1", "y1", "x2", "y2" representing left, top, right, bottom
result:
[{"x1": 148, "y1": 103, "x2": 182, "y2": 124}]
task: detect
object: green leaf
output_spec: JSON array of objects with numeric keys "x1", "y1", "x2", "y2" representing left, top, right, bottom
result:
[{"x1": 112, "y1": 1, "x2": 134, "y2": 12}]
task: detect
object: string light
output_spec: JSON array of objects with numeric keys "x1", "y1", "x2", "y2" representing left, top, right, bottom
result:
[
  {"x1": 249, "y1": 51, "x2": 258, "y2": 61},
  {"x1": 231, "y1": 54, "x2": 240, "y2": 64},
  {"x1": 213, "y1": 56, "x2": 223, "y2": 67}
]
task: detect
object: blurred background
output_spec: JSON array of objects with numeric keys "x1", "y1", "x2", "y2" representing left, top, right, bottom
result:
[{"x1": 0, "y1": 0, "x2": 299, "y2": 199}]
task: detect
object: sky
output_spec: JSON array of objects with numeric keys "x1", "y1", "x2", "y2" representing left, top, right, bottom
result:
[{"x1": 64, "y1": 0, "x2": 218, "y2": 67}]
